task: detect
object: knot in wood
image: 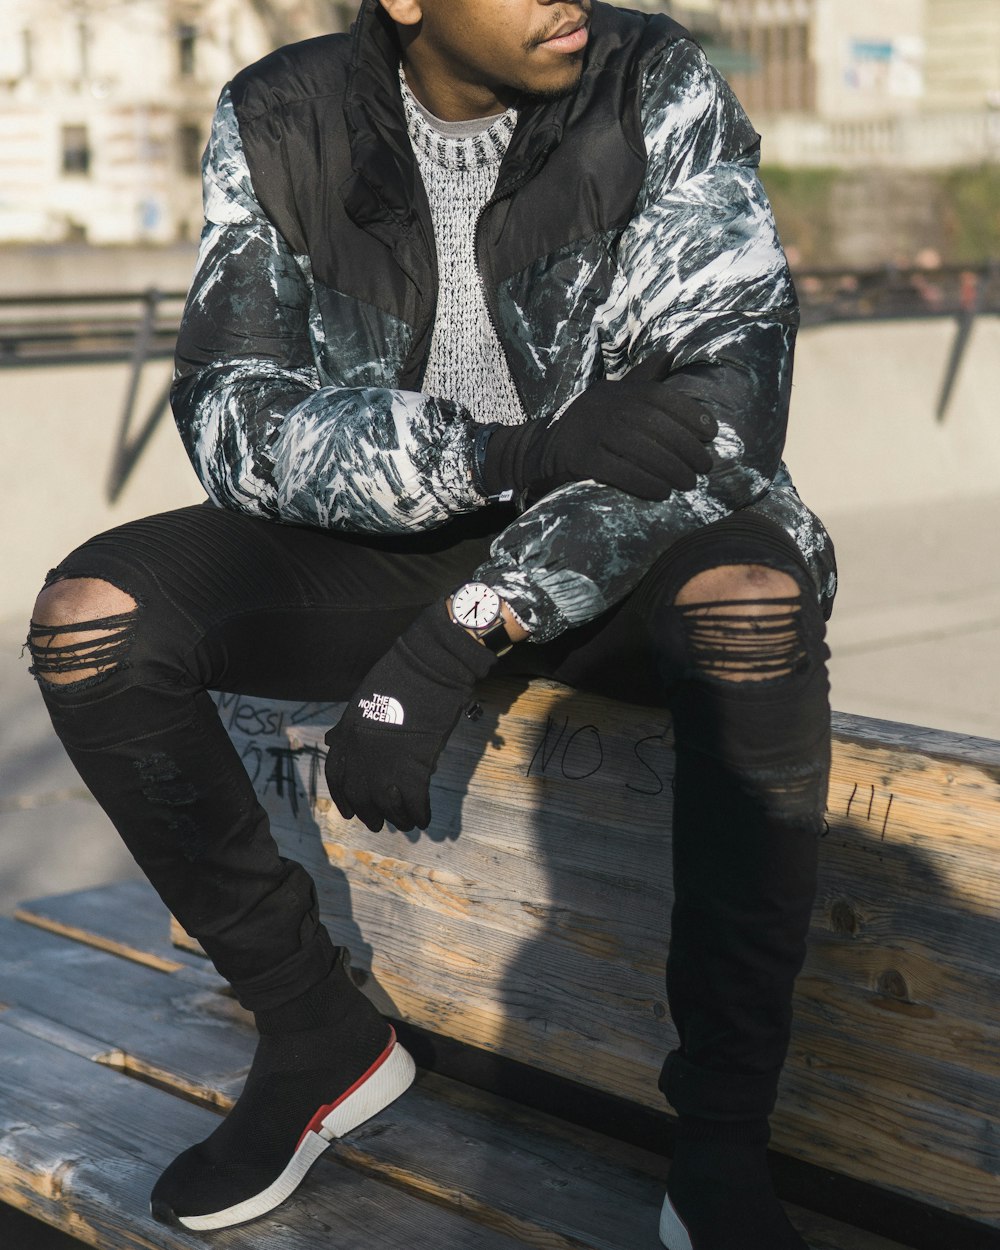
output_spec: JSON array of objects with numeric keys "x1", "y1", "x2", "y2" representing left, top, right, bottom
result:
[
  {"x1": 875, "y1": 969, "x2": 910, "y2": 1001},
  {"x1": 829, "y1": 899, "x2": 860, "y2": 936}
]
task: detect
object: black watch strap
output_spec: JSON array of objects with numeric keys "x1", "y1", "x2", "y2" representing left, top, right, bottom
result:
[{"x1": 478, "y1": 617, "x2": 514, "y2": 656}]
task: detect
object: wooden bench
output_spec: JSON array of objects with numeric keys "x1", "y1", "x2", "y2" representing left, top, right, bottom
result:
[{"x1": 2, "y1": 677, "x2": 999, "y2": 1250}]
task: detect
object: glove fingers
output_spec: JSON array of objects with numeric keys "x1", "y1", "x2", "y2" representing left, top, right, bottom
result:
[
  {"x1": 323, "y1": 743, "x2": 355, "y2": 822},
  {"x1": 610, "y1": 414, "x2": 715, "y2": 477},
  {"x1": 341, "y1": 770, "x2": 384, "y2": 833},
  {"x1": 356, "y1": 799, "x2": 387, "y2": 833},
  {"x1": 384, "y1": 782, "x2": 416, "y2": 833},
  {"x1": 395, "y1": 758, "x2": 434, "y2": 831},
  {"x1": 608, "y1": 448, "x2": 700, "y2": 497},
  {"x1": 412, "y1": 791, "x2": 432, "y2": 831},
  {"x1": 332, "y1": 793, "x2": 356, "y2": 823},
  {"x1": 653, "y1": 427, "x2": 715, "y2": 475},
  {"x1": 665, "y1": 405, "x2": 719, "y2": 442},
  {"x1": 588, "y1": 460, "x2": 682, "y2": 500},
  {"x1": 616, "y1": 384, "x2": 720, "y2": 443},
  {"x1": 622, "y1": 395, "x2": 718, "y2": 445},
  {"x1": 597, "y1": 427, "x2": 710, "y2": 491}
]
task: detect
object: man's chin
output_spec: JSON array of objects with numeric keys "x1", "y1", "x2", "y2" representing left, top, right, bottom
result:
[{"x1": 517, "y1": 72, "x2": 583, "y2": 105}]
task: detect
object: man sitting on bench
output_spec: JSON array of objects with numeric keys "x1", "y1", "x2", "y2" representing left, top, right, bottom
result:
[{"x1": 27, "y1": 2, "x2": 836, "y2": 1247}]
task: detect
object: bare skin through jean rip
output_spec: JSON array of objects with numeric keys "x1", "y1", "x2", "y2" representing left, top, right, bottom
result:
[
  {"x1": 677, "y1": 595, "x2": 806, "y2": 683},
  {"x1": 28, "y1": 578, "x2": 139, "y2": 687},
  {"x1": 673, "y1": 565, "x2": 807, "y2": 684}
]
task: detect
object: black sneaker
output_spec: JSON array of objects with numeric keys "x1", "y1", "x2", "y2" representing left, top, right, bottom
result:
[
  {"x1": 151, "y1": 963, "x2": 415, "y2": 1230},
  {"x1": 659, "y1": 1117, "x2": 807, "y2": 1250},
  {"x1": 660, "y1": 1190, "x2": 696, "y2": 1249}
]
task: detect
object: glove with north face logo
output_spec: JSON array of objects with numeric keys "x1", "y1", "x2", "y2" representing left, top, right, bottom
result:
[{"x1": 324, "y1": 601, "x2": 498, "y2": 832}]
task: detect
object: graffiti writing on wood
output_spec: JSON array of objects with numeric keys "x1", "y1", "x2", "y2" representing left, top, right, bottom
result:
[
  {"x1": 526, "y1": 715, "x2": 671, "y2": 798},
  {"x1": 216, "y1": 693, "x2": 341, "y2": 739},
  {"x1": 842, "y1": 782, "x2": 895, "y2": 839},
  {"x1": 236, "y1": 740, "x2": 325, "y2": 820},
  {"x1": 218, "y1": 695, "x2": 674, "y2": 817}
]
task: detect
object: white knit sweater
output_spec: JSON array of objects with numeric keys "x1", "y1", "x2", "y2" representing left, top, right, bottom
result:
[{"x1": 400, "y1": 72, "x2": 525, "y2": 426}]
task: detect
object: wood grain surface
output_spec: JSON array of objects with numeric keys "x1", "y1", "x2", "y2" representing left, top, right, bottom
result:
[
  {"x1": 0, "y1": 1012, "x2": 532, "y2": 1250},
  {"x1": 200, "y1": 680, "x2": 1000, "y2": 1229},
  {"x1": 1, "y1": 903, "x2": 914, "y2": 1250}
]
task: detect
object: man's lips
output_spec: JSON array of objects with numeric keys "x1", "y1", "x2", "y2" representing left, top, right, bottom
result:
[{"x1": 539, "y1": 17, "x2": 589, "y2": 53}]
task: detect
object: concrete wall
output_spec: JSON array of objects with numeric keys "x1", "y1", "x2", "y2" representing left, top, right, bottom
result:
[
  {"x1": 2, "y1": 316, "x2": 998, "y2": 612},
  {"x1": 0, "y1": 242, "x2": 198, "y2": 295},
  {"x1": 784, "y1": 315, "x2": 1000, "y2": 516},
  {"x1": 2, "y1": 359, "x2": 204, "y2": 613}
]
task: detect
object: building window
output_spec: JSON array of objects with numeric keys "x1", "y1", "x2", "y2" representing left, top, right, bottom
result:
[
  {"x1": 62, "y1": 124, "x2": 91, "y2": 176},
  {"x1": 178, "y1": 123, "x2": 203, "y2": 176},
  {"x1": 177, "y1": 24, "x2": 197, "y2": 77},
  {"x1": 22, "y1": 28, "x2": 33, "y2": 78},
  {"x1": 77, "y1": 20, "x2": 91, "y2": 81}
]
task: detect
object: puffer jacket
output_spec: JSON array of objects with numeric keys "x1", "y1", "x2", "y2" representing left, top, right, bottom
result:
[{"x1": 172, "y1": 0, "x2": 835, "y2": 643}]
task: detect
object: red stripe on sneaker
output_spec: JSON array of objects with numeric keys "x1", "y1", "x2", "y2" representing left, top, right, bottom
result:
[{"x1": 295, "y1": 1028, "x2": 398, "y2": 1151}]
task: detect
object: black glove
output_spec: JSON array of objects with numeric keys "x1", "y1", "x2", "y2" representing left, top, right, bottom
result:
[
  {"x1": 475, "y1": 380, "x2": 718, "y2": 502},
  {"x1": 324, "y1": 603, "x2": 497, "y2": 833}
]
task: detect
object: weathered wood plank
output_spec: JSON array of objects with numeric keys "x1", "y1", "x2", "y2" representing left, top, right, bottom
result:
[
  {"x1": 1, "y1": 911, "x2": 914, "y2": 1250},
  {"x1": 1, "y1": 919, "x2": 671, "y2": 1250},
  {"x1": 344, "y1": 1071, "x2": 915, "y2": 1250},
  {"x1": 201, "y1": 682, "x2": 1000, "y2": 1229},
  {"x1": 0, "y1": 1016, "x2": 528, "y2": 1250},
  {"x1": 0, "y1": 917, "x2": 253, "y2": 1108},
  {"x1": 13, "y1": 881, "x2": 207, "y2": 973}
]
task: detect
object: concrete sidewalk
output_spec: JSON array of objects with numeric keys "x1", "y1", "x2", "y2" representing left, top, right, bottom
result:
[{"x1": 820, "y1": 492, "x2": 1000, "y2": 739}]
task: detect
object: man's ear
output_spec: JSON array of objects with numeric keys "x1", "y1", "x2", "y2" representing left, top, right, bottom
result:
[{"x1": 379, "y1": 0, "x2": 423, "y2": 27}]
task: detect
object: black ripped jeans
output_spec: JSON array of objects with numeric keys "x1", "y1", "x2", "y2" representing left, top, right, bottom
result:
[{"x1": 29, "y1": 503, "x2": 831, "y2": 1122}]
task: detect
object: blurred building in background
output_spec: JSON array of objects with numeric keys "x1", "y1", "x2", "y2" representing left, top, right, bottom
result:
[
  {"x1": 0, "y1": 0, "x2": 998, "y2": 245},
  {"x1": 0, "y1": 0, "x2": 354, "y2": 245},
  {"x1": 702, "y1": 0, "x2": 1000, "y2": 166}
]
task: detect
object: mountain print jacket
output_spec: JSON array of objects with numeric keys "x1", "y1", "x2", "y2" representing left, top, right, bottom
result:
[{"x1": 172, "y1": 0, "x2": 836, "y2": 644}]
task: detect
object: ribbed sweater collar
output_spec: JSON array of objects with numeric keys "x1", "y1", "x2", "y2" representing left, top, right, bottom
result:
[{"x1": 399, "y1": 69, "x2": 517, "y2": 172}]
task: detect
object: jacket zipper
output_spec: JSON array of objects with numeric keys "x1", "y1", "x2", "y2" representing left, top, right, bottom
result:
[{"x1": 473, "y1": 168, "x2": 542, "y2": 418}]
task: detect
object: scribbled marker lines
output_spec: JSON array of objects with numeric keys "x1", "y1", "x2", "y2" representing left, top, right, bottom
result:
[{"x1": 841, "y1": 780, "x2": 895, "y2": 838}]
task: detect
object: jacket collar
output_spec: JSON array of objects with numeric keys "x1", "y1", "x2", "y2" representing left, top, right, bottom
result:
[{"x1": 342, "y1": 0, "x2": 572, "y2": 229}]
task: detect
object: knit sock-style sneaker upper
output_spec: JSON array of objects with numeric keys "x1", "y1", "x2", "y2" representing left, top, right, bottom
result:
[
  {"x1": 660, "y1": 1118, "x2": 807, "y2": 1250},
  {"x1": 150, "y1": 954, "x2": 415, "y2": 1231}
]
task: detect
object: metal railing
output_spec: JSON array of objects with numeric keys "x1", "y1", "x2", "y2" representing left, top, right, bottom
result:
[
  {"x1": 0, "y1": 289, "x2": 186, "y2": 502},
  {"x1": 2, "y1": 266, "x2": 996, "y2": 365},
  {"x1": 1, "y1": 264, "x2": 996, "y2": 498},
  {"x1": 0, "y1": 288, "x2": 186, "y2": 366},
  {"x1": 795, "y1": 261, "x2": 1000, "y2": 326}
]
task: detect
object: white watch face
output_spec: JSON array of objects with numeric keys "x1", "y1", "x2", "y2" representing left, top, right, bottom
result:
[{"x1": 452, "y1": 582, "x2": 501, "y2": 631}]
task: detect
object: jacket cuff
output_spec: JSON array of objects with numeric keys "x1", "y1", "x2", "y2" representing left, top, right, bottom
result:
[{"x1": 470, "y1": 560, "x2": 573, "y2": 645}]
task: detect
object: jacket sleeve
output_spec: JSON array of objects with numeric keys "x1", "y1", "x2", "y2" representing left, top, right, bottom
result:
[
  {"x1": 171, "y1": 87, "x2": 484, "y2": 533},
  {"x1": 474, "y1": 39, "x2": 833, "y2": 641}
]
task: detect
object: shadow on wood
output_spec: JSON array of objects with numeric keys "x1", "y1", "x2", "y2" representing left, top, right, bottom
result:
[{"x1": 162, "y1": 679, "x2": 1000, "y2": 1235}]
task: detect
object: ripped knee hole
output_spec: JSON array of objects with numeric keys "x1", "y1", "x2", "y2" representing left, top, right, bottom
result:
[
  {"x1": 27, "y1": 609, "x2": 140, "y2": 685},
  {"x1": 678, "y1": 594, "x2": 808, "y2": 682}
]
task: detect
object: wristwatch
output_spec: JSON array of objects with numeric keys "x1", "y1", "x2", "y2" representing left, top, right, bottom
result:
[{"x1": 449, "y1": 582, "x2": 515, "y2": 656}]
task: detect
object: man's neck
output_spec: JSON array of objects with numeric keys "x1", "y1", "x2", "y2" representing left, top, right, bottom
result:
[
  {"x1": 399, "y1": 54, "x2": 513, "y2": 122},
  {"x1": 401, "y1": 69, "x2": 505, "y2": 138}
]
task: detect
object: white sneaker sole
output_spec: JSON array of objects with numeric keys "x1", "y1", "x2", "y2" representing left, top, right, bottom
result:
[
  {"x1": 659, "y1": 1192, "x2": 695, "y2": 1250},
  {"x1": 172, "y1": 1034, "x2": 416, "y2": 1231}
]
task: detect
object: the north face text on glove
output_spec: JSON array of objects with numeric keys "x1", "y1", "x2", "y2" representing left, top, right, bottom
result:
[
  {"x1": 324, "y1": 603, "x2": 499, "y2": 832},
  {"x1": 358, "y1": 693, "x2": 405, "y2": 725}
]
